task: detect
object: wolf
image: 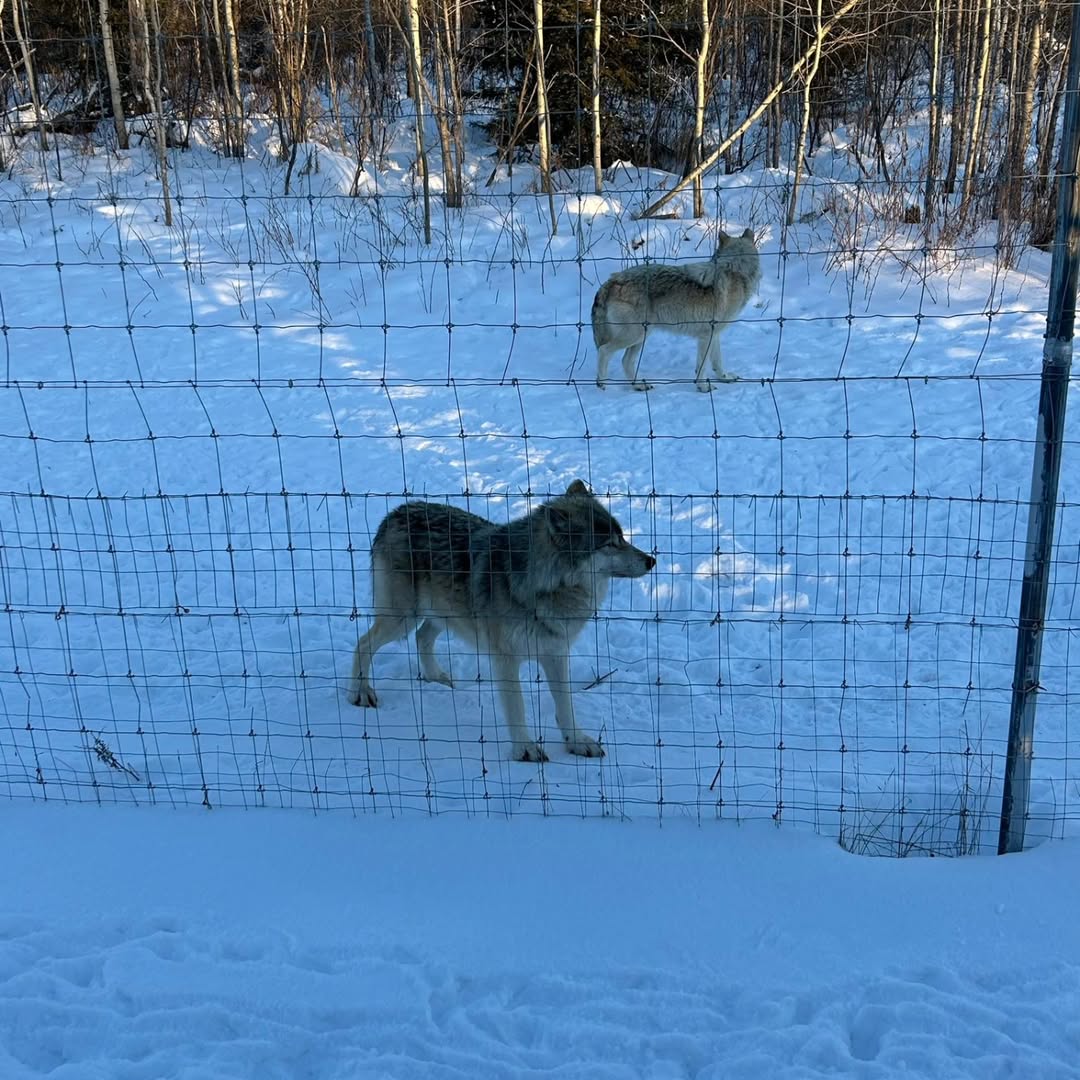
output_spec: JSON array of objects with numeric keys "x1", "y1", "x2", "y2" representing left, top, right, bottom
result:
[
  {"x1": 348, "y1": 480, "x2": 655, "y2": 763},
  {"x1": 592, "y1": 226, "x2": 761, "y2": 392}
]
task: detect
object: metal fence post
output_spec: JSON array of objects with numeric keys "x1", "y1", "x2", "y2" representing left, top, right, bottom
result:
[{"x1": 998, "y1": 0, "x2": 1080, "y2": 855}]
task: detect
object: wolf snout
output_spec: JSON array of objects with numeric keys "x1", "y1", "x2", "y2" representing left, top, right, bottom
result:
[{"x1": 617, "y1": 548, "x2": 656, "y2": 576}]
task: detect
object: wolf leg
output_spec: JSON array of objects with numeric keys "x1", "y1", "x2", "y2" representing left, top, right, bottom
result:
[
  {"x1": 596, "y1": 342, "x2": 618, "y2": 389},
  {"x1": 694, "y1": 334, "x2": 714, "y2": 392},
  {"x1": 621, "y1": 341, "x2": 652, "y2": 391},
  {"x1": 539, "y1": 651, "x2": 603, "y2": 758},
  {"x1": 349, "y1": 614, "x2": 415, "y2": 707},
  {"x1": 708, "y1": 332, "x2": 738, "y2": 383},
  {"x1": 492, "y1": 652, "x2": 547, "y2": 762},
  {"x1": 416, "y1": 618, "x2": 454, "y2": 687}
]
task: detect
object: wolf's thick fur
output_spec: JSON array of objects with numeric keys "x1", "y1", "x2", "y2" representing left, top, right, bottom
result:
[
  {"x1": 348, "y1": 480, "x2": 656, "y2": 762},
  {"x1": 593, "y1": 227, "x2": 761, "y2": 392}
]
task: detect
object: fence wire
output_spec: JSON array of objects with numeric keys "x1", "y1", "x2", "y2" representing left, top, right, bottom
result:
[{"x1": 0, "y1": 6, "x2": 1078, "y2": 855}]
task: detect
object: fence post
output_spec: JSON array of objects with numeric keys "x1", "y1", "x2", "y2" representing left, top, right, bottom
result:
[{"x1": 998, "y1": 0, "x2": 1080, "y2": 855}]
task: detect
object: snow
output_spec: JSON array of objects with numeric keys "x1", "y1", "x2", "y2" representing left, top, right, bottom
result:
[
  {"x1": 0, "y1": 120, "x2": 1076, "y2": 854},
  {"x1": 3, "y1": 805, "x2": 1080, "y2": 1078},
  {"x1": 1, "y1": 107, "x2": 1080, "y2": 1076}
]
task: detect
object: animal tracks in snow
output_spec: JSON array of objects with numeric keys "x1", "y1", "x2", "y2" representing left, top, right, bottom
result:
[{"x1": 2, "y1": 915, "x2": 1078, "y2": 1079}]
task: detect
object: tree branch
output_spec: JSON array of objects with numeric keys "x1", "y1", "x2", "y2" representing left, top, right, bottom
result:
[{"x1": 635, "y1": 0, "x2": 865, "y2": 219}]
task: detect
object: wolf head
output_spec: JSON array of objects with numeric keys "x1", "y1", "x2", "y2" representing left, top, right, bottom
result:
[
  {"x1": 714, "y1": 226, "x2": 757, "y2": 255},
  {"x1": 543, "y1": 480, "x2": 656, "y2": 577}
]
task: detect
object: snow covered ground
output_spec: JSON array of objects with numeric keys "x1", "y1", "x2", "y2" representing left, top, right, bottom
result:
[
  {"x1": 1, "y1": 105, "x2": 1080, "y2": 1078},
  {"x1": 0, "y1": 113, "x2": 1077, "y2": 857},
  {"x1": 3, "y1": 804, "x2": 1080, "y2": 1078}
]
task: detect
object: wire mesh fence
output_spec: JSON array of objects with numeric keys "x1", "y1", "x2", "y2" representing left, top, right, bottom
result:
[{"x1": 1, "y1": 2, "x2": 1078, "y2": 854}]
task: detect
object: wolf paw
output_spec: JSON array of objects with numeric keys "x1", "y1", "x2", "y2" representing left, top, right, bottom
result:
[
  {"x1": 695, "y1": 380, "x2": 715, "y2": 393},
  {"x1": 631, "y1": 380, "x2": 654, "y2": 392},
  {"x1": 515, "y1": 741, "x2": 550, "y2": 764},
  {"x1": 350, "y1": 684, "x2": 378, "y2": 708},
  {"x1": 565, "y1": 734, "x2": 605, "y2": 758},
  {"x1": 596, "y1": 379, "x2": 607, "y2": 390},
  {"x1": 714, "y1": 371, "x2": 739, "y2": 383},
  {"x1": 420, "y1": 667, "x2": 454, "y2": 689}
]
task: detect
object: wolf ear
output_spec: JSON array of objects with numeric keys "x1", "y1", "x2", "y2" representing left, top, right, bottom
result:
[
  {"x1": 566, "y1": 478, "x2": 591, "y2": 497},
  {"x1": 742, "y1": 227, "x2": 755, "y2": 241}
]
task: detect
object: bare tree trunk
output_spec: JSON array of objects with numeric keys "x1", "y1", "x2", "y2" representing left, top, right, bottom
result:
[
  {"x1": 127, "y1": 0, "x2": 150, "y2": 111},
  {"x1": 363, "y1": 0, "x2": 380, "y2": 103},
  {"x1": 266, "y1": 0, "x2": 312, "y2": 194},
  {"x1": 432, "y1": 53, "x2": 457, "y2": 207},
  {"x1": 431, "y1": 2, "x2": 462, "y2": 209},
  {"x1": 1018, "y1": 3, "x2": 1045, "y2": 170},
  {"x1": 533, "y1": 0, "x2": 557, "y2": 233},
  {"x1": 484, "y1": 43, "x2": 535, "y2": 186},
  {"x1": 786, "y1": 0, "x2": 822, "y2": 225},
  {"x1": 404, "y1": 0, "x2": 433, "y2": 242},
  {"x1": 206, "y1": 0, "x2": 230, "y2": 153},
  {"x1": 98, "y1": 0, "x2": 129, "y2": 149},
  {"x1": 976, "y1": 0, "x2": 1006, "y2": 179},
  {"x1": 638, "y1": 0, "x2": 865, "y2": 219},
  {"x1": 1031, "y1": 34, "x2": 1067, "y2": 242},
  {"x1": 942, "y1": 0, "x2": 967, "y2": 195},
  {"x1": 439, "y1": 0, "x2": 466, "y2": 205},
  {"x1": 221, "y1": 0, "x2": 244, "y2": 157},
  {"x1": 767, "y1": 0, "x2": 782, "y2": 169},
  {"x1": 322, "y1": 26, "x2": 346, "y2": 153},
  {"x1": 692, "y1": 0, "x2": 712, "y2": 218},
  {"x1": 592, "y1": 0, "x2": 602, "y2": 194},
  {"x1": 148, "y1": 0, "x2": 173, "y2": 225},
  {"x1": 992, "y1": 0, "x2": 1022, "y2": 218},
  {"x1": 360, "y1": 0, "x2": 382, "y2": 171},
  {"x1": 10, "y1": 0, "x2": 47, "y2": 150},
  {"x1": 176, "y1": 1, "x2": 202, "y2": 148},
  {"x1": 1002, "y1": 0, "x2": 1044, "y2": 224},
  {"x1": 0, "y1": 0, "x2": 9, "y2": 169},
  {"x1": 1036, "y1": 46, "x2": 1067, "y2": 183},
  {"x1": 923, "y1": 0, "x2": 943, "y2": 223},
  {"x1": 723, "y1": 0, "x2": 739, "y2": 173},
  {"x1": 130, "y1": 0, "x2": 173, "y2": 224},
  {"x1": 960, "y1": 0, "x2": 993, "y2": 208}
]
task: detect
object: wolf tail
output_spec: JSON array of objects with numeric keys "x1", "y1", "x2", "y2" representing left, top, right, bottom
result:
[{"x1": 591, "y1": 282, "x2": 612, "y2": 346}]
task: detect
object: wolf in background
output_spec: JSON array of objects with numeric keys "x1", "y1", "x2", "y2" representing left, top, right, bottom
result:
[
  {"x1": 348, "y1": 480, "x2": 656, "y2": 762},
  {"x1": 593, "y1": 226, "x2": 761, "y2": 392}
]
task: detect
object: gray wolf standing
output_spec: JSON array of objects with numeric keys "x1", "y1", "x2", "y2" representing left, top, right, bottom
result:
[
  {"x1": 348, "y1": 480, "x2": 656, "y2": 762},
  {"x1": 592, "y1": 226, "x2": 761, "y2": 392}
]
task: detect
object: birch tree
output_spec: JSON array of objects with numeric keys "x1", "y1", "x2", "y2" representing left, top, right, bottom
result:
[
  {"x1": 431, "y1": 0, "x2": 462, "y2": 209},
  {"x1": 148, "y1": 0, "x2": 173, "y2": 223},
  {"x1": 436, "y1": 0, "x2": 466, "y2": 208},
  {"x1": 960, "y1": 0, "x2": 993, "y2": 208},
  {"x1": 10, "y1": 0, "x2": 47, "y2": 150},
  {"x1": 592, "y1": 0, "x2": 602, "y2": 194},
  {"x1": 99, "y1": 0, "x2": 129, "y2": 149},
  {"x1": 404, "y1": 0, "x2": 433, "y2": 242},
  {"x1": 265, "y1": 0, "x2": 313, "y2": 194},
  {"x1": 1030, "y1": 11, "x2": 1065, "y2": 241},
  {"x1": 692, "y1": 0, "x2": 712, "y2": 218},
  {"x1": 638, "y1": 0, "x2": 865, "y2": 220},
  {"x1": 786, "y1": 0, "x2": 823, "y2": 225},
  {"x1": 942, "y1": 0, "x2": 967, "y2": 196},
  {"x1": 1001, "y1": 0, "x2": 1045, "y2": 227},
  {"x1": 130, "y1": 0, "x2": 173, "y2": 224},
  {"x1": 533, "y1": 0, "x2": 557, "y2": 233},
  {"x1": 220, "y1": 0, "x2": 245, "y2": 157},
  {"x1": 923, "y1": 0, "x2": 943, "y2": 223}
]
